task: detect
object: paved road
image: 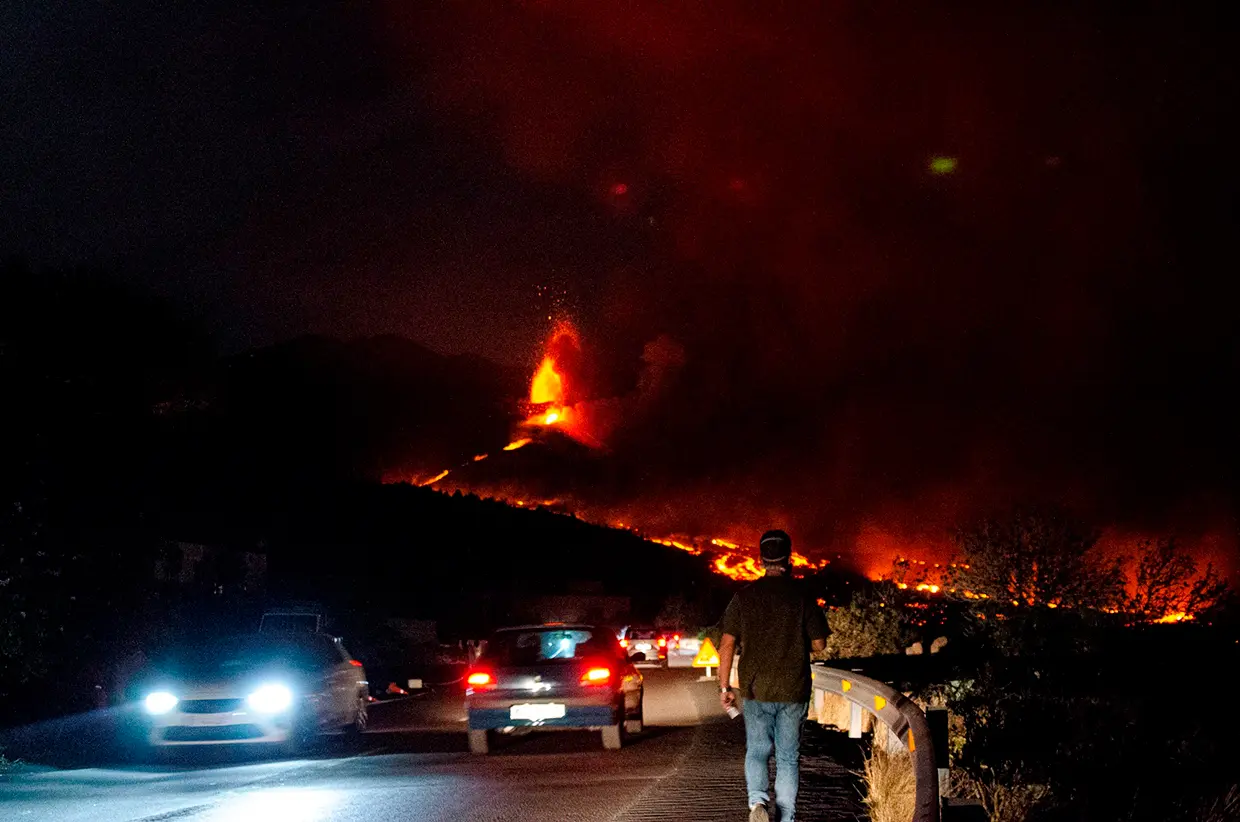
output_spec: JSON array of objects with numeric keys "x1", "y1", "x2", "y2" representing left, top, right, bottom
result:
[{"x1": 1, "y1": 668, "x2": 864, "y2": 821}]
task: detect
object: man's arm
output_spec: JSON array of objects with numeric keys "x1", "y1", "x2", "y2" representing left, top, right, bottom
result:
[
  {"x1": 719, "y1": 633, "x2": 738, "y2": 711},
  {"x1": 807, "y1": 596, "x2": 830, "y2": 656},
  {"x1": 717, "y1": 593, "x2": 742, "y2": 712}
]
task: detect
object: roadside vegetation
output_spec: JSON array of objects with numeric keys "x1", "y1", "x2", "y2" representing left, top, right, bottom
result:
[{"x1": 824, "y1": 505, "x2": 1236, "y2": 822}]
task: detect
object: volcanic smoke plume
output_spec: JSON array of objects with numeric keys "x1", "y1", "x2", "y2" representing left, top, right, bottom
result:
[{"x1": 375, "y1": 1, "x2": 1238, "y2": 575}]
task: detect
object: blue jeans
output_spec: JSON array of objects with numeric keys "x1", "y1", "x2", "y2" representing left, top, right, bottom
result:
[{"x1": 743, "y1": 700, "x2": 808, "y2": 821}]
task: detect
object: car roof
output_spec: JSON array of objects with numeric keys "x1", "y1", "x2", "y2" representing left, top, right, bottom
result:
[
  {"x1": 494, "y1": 624, "x2": 598, "y2": 633},
  {"x1": 208, "y1": 631, "x2": 343, "y2": 649}
]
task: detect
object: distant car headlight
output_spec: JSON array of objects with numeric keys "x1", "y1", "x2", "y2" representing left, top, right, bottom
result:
[
  {"x1": 246, "y1": 683, "x2": 293, "y2": 714},
  {"x1": 144, "y1": 691, "x2": 179, "y2": 715}
]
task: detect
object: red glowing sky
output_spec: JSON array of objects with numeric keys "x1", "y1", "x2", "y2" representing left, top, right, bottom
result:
[{"x1": 7, "y1": 2, "x2": 1239, "y2": 575}]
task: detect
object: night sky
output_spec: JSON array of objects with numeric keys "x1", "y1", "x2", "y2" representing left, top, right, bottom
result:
[{"x1": 4, "y1": 2, "x2": 1238, "y2": 568}]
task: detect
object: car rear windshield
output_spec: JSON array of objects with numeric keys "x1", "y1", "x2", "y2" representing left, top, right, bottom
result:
[
  {"x1": 483, "y1": 628, "x2": 611, "y2": 665},
  {"x1": 628, "y1": 629, "x2": 660, "y2": 639}
]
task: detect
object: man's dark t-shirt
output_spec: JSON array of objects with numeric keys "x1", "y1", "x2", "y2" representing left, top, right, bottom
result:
[{"x1": 720, "y1": 575, "x2": 830, "y2": 703}]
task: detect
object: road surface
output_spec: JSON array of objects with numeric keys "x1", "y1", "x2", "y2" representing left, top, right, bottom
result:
[{"x1": 1, "y1": 668, "x2": 864, "y2": 821}]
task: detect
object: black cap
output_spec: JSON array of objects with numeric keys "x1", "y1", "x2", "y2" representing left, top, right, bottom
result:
[{"x1": 759, "y1": 529, "x2": 792, "y2": 563}]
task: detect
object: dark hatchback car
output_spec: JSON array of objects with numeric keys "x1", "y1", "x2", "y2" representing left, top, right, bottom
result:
[{"x1": 465, "y1": 624, "x2": 644, "y2": 753}]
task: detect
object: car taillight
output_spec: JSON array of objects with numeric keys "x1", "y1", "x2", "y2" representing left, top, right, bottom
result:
[
  {"x1": 619, "y1": 639, "x2": 628, "y2": 648},
  {"x1": 467, "y1": 671, "x2": 494, "y2": 688},
  {"x1": 349, "y1": 659, "x2": 363, "y2": 667},
  {"x1": 581, "y1": 667, "x2": 611, "y2": 685},
  {"x1": 657, "y1": 637, "x2": 667, "y2": 648}
]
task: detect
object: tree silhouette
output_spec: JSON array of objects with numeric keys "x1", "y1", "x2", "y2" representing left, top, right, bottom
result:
[
  {"x1": 1126, "y1": 538, "x2": 1228, "y2": 619},
  {"x1": 948, "y1": 505, "x2": 1126, "y2": 610}
]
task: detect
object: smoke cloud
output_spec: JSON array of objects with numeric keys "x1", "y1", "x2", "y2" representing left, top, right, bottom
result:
[
  {"x1": 390, "y1": 1, "x2": 1239, "y2": 572},
  {"x1": 9, "y1": 2, "x2": 1234, "y2": 572}
]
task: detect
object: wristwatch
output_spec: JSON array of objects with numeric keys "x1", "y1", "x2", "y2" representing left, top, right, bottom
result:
[{"x1": 720, "y1": 686, "x2": 733, "y2": 694}]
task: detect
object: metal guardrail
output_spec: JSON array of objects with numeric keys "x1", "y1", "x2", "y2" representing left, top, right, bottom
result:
[{"x1": 811, "y1": 663, "x2": 940, "y2": 822}]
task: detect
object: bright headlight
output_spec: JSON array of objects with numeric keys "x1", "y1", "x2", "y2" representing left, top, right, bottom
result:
[
  {"x1": 144, "y1": 691, "x2": 178, "y2": 715},
  {"x1": 246, "y1": 683, "x2": 293, "y2": 714}
]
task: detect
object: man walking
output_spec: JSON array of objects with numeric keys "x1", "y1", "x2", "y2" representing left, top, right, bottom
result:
[{"x1": 719, "y1": 530, "x2": 829, "y2": 822}]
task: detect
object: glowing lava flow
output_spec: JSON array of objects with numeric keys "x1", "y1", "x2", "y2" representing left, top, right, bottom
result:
[
  {"x1": 647, "y1": 534, "x2": 828, "y2": 582},
  {"x1": 651, "y1": 538, "x2": 702, "y2": 556},
  {"x1": 418, "y1": 469, "x2": 450, "y2": 487}
]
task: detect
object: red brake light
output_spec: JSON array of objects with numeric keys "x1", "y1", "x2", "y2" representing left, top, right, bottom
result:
[
  {"x1": 467, "y1": 671, "x2": 493, "y2": 688},
  {"x1": 619, "y1": 639, "x2": 628, "y2": 648},
  {"x1": 657, "y1": 637, "x2": 667, "y2": 647},
  {"x1": 581, "y1": 667, "x2": 611, "y2": 684},
  {"x1": 349, "y1": 659, "x2": 363, "y2": 667},
  {"x1": 673, "y1": 635, "x2": 680, "y2": 642}
]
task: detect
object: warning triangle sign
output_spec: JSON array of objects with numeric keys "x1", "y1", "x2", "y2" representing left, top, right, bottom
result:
[{"x1": 692, "y1": 637, "x2": 720, "y2": 668}]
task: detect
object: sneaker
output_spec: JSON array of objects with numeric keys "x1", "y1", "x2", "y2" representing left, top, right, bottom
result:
[{"x1": 748, "y1": 804, "x2": 769, "y2": 822}]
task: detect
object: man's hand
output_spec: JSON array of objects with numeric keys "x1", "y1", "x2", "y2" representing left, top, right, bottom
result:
[{"x1": 717, "y1": 632, "x2": 737, "y2": 708}]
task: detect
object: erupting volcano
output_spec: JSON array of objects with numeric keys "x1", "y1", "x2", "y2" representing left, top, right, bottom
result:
[{"x1": 386, "y1": 319, "x2": 829, "y2": 582}]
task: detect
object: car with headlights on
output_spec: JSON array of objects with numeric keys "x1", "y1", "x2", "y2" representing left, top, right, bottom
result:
[
  {"x1": 138, "y1": 632, "x2": 369, "y2": 750},
  {"x1": 465, "y1": 624, "x2": 643, "y2": 753}
]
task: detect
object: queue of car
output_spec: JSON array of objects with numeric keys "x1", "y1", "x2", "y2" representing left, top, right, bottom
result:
[{"x1": 130, "y1": 610, "x2": 698, "y2": 758}]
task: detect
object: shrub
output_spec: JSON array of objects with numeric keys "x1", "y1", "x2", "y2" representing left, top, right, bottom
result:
[
  {"x1": 955, "y1": 767, "x2": 1051, "y2": 822},
  {"x1": 826, "y1": 591, "x2": 903, "y2": 659}
]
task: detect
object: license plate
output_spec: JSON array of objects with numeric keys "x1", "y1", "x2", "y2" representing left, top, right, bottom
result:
[
  {"x1": 185, "y1": 713, "x2": 232, "y2": 726},
  {"x1": 510, "y1": 703, "x2": 566, "y2": 721},
  {"x1": 635, "y1": 643, "x2": 651, "y2": 651}
]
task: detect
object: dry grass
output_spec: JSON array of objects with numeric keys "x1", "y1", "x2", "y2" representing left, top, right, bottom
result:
[
  {"x1": 1198, "y1": 784, "x2": 1240, "y2": 822},
  {"x1": 955, "y1": 769, "x2": 1051, "y2": 822},
  {"x1": 860, "y1": 746, "x2": 917, "y2": 822}
]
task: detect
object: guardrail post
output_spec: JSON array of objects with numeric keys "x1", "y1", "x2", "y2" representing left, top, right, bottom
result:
[
  {"x1": 849, "y1": 701, "x2": 863, "y2": 739},
  {"x1": 926, "y1": 706, "x2": 950, "y2": 799}
]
